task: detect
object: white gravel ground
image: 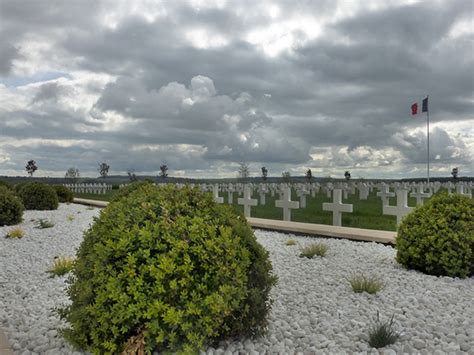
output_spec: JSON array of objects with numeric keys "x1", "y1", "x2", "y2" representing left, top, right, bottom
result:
[{"x1": 1, "y1": 203, "x2": 473, "y2": 355}]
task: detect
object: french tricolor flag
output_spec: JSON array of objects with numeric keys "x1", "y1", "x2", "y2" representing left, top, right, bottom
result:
[{"x1": 411, "y1": 97, "x2": 429, "y2": 115}]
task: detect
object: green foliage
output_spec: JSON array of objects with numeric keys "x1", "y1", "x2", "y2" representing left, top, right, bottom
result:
[
  {"x1": 348, "y1": 274, "x2": 384, "y2": 294},
  {"x1": 285, "y1": 239, "x2": 297, "y2": 246},
  {"x1": 14, "y1": 182, "x2": 31, "y2": 194},
  {"x1": 19, "y1": 182, "x2": 59, "y2": 210},
  {"x1": 367, "y1": 312, "x2": 399, "y2": 348},
  {"x1": 67, "y1": 215, "x2": 75, "y2": 222},
  {"x1": 299, "y1": 242, "x2": 328, "y2": 258},
  {"x1": 48, "y1": 257, "x2": 75, "y2": 277},
  {"x1": 0, "y1": 186, "x2": 24, "y2": 226},
  {"x1": 35, "y1": 218, "x2": 55, "y2": 229},
  {"x1": 5, "y1": 227, "x2": 25, "y2": 239},
  {"x1": 53, "y1": 185, "x2": 74, "y2": 203},
  {"x1": 60, "y1": 184, "x2": 276, "y2": 354},
  {"x1": 396, "y1": 193, "x2": 474, "y2": 278},
  {"x1": 109, "y1": 180, "x2": 154, "y2": 203},
  {"x1": 0, "y1": 180, "x2": 14, "y2": 191}
]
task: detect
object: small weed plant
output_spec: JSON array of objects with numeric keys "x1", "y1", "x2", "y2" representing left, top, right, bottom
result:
[
  {"x1": 48, "y1": 257, "x2": 75, "y2": 277},
  {"x1": 349, "y1": 274, "x2": 384, "y2": 294},
  {"x1": 368, "y1": 312, "x2": 399, "y2": 348},
  {"x1": 299, "y1": 242, "x2": 328, "y2": 258},
  {"x1": 67, "y1": 215, "x2": 75, "y2": 222},
  {"x1": 35, "y1": 219, "x2": 55, "y2": 229},
  {"x1": 286, "y1": 239, "x2": 297, "y2": 246},
  {"x1": 5, "y1": 227, "x2": 25, "y2": 239}
]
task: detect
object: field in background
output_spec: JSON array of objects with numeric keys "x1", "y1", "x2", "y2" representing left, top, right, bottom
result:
[{"x1": 74, "y1": 189, "x2": 421, "y2": 231}]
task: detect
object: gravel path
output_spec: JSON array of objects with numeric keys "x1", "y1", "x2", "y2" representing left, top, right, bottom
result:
[{"x1": 1, "y1": 204, "x2": 473, "y2": 354}]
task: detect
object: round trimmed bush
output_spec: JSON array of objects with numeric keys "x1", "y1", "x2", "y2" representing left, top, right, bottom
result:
[
  {"x1": 14, "y1": 182, "x2": 30, "y2": 194},
  {"x1": 110, "y1": 180, "x2": 154, "y2": 203},
  {"x1": 19, "y1": 182, "x2": 59, "y2": 210},
  {"x1": 396, "y1": 192, "x2": 474, "y2": 278},
  {"x1": 60, "y1": 184, "x2": 276, "y2": 354},
  {"x1": 0, "y1": 186, "x2": 24, "y2": 226},
  {"x1": 53, "y1": 185, "x2": 74, "y2": 203}
]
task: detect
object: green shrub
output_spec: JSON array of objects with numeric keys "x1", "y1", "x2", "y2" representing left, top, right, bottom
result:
[
  {"x1": 0, "y1": 180, "x2": 14, "y2": 191},
  {"x1": 59, "y1": 184, "x2": 276, "y2": 354},
  {"x1": 5, "y1": 227, "x2": 25, "y2": 239},
  {"x1": 19, "y1": 182, "x2": 59, "y2": 210},
  {"x1": 299, "y1": 242, "x2": 328, "y2": 258},
  {"x1": 367, "y1": 312, "x2": 399, "y2": 348},
  {"x1": 14, "y1": 182, "x2": 31, "y2": 194},
  {"x1": 348, "y1": 274, "x2": 384, "y2": 294},
  {"x1": 396, "y1": 193, "x2": 474, "y2": 278},
  {"x1": 35, "y1": 218, "x2": 55, "y2": 229},
  {"x1": 0, "y1": 186, "x2": 24, "y2": 226},
  {"x1": 109, "y1": 180, "x2": 154, "y2": 203},
  {"x1": 53, "y1": 185, "x2": 74, "y2": 203}
]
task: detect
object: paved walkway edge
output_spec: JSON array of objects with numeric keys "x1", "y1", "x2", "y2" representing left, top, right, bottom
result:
[
  {"x1": 0, "y1": 328, "x2": 14, "y2": 355},
  {"x1": 73, "y1": 198, "x2": 396, "y2": 244}
]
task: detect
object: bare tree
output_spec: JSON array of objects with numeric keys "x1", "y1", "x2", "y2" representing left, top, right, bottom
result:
[
  {"x1": 65, "y1": 167, "x2": 80, "y2": 183},
  {"x1": 344, "y1": 171, "x2": 351, "y2": 181},
  {"x1": 98, "y1": 162, "x2": 110, "y2": 178},
  {"x1": 261, "y1": 166, "x2": 268, "y2": 182},
  {"x1": 127, "y1": 169, "x2": 137, "y2": 182},
  {"x1": 305, "y1": 168, "x2": 313, "y2": 182},
  {"x1": 159, "y1": 164, "x2": 168, "y2": 179},
  {"x1": 281, "y1": 171, "x2": 291, "y2": 183},
  {"x1": 451, "y1": 167, "x2": 458, "y2": 182},
  {"x1": 238, "y1": 162, "x2": 250, "y2": 183},
  {"x1": 25, "y1": 160, "x2": 38, "y2": 177}
]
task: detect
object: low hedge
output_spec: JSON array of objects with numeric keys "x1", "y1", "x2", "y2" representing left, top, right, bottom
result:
[
  {"x1": 19, "y1": 182, "x2": 59, "y2": 210},
  {"x1": 0, "y1": 186, "x2": 24, "y2": 226},
  {"x1": 53, "y1": 185, "x2": 74, "y2": 203}
]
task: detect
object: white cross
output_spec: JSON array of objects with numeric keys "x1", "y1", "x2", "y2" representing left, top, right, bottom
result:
[
  {"x1": 322, "y1": 189, "x2": 353, "y2": 226},
  {"x1": 358, "y1": 183, "x2": 369, "y2": 200},
  {"x1": 212, "y1": 184, "x2": 223, "y2": 204},
  {"x1": 259, "y1": 184, "x2": 268, "y2": 205},
  {"x1": 410, "y1": 184, "x2": 431, "y2": 205},
  {"x1": 377, "y1": 184, "x2": 395, "y2": 206},
  {"x1": 237, "y1": 185, "x2": 258, "y2": 217},
  {"x1": 456, "y1": 183, "x2": 471, "y2": 197},
  {"x1": 227, "y1": 183, "x2": 235, "y2": 204},
  {"x1": 383, "y1": 189, "x2": 413, "y2": 225},
  {"x1": 296, "y1": 188, "x2": 309, "y2": 208},
  {"x1": 275, "y1": 186, "x2": 299, "y2": 221}
]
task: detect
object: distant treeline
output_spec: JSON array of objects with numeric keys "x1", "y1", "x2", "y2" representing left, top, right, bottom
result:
[{"x1": 1, "y1": 175, "x2": 472, "y2": 186}]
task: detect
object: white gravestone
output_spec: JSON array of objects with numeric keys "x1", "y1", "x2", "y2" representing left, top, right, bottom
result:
[
  {"x1": 227, "y1": 183, "x2": 235, "y2": 204},
  {"x1": 322, "y1": 189, "x2": 353, "y2": 227},
  {"x1": 275, "y1": 186, "x2": 299, "y2": 221},
  {"x1": 358, "y1": 183, "x2": 369, "y2": 200},
  {"x1": 212, "y1": 184, "x2": 223, "y2": 204},
  {"x1": 410, "y1": 184, "x2": 431, "y2": 205},
  {"x1": 258, "y1": 184, "x2": 268, "y2": 205},
  {"x1": 377, "y1": 184, "x2": 395, "y2": 206},
  {"x1": 296, "y1": 187, "x2": 309, "y2": 208},
  {"x1": 383, "y1": 189, "x2": 413, "y2": 225},
  {"x1": 237, "y1": 185, "x2": 258, "y2": 218}
]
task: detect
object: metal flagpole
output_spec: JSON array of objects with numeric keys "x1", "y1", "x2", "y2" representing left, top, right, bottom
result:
[{"x1": 426, "y1": 95, "x2": 429, "y2": 184}]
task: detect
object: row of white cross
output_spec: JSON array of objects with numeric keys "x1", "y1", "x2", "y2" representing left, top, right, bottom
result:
[
  {"x1": 63, "y1": 183, "x2": 112, "y2": 194},
  {"x1": 204, "y1": 181, "x2": 472, "y2": 227}
]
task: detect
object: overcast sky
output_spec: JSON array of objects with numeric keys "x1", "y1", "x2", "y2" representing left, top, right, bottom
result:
[{"x1": 0, "y1": 0, "x2": 472, "y2": 179}]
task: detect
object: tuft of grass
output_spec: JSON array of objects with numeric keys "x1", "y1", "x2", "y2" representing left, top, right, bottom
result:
[
  {"x1": 348, "y1": 274, "x2": 384, "y2": 294},
  {"x1": 286, "y1": 239, "x2": 297, "y2": 246},
  {"x1": 86, "y1": 207, "x2": 94, "y2": 210},
  {"x1": 5, "y1": 227, "x2": 25, "y2": 239},
  {"x1": 299, "y1": 242, "x2": 328, "y2": 258},
  {"x1": 368, "y1": 312, "x2": 400, "y2": 348},
  {"x1": 35, "y1": 218, "x2": 55, "y2": 229},
  {"x1": 48, "y1": 256, "x2": 75, "y2": 277},
  {"x1": 67, "y1": 215, "x2": 75, "y2": 222}
]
